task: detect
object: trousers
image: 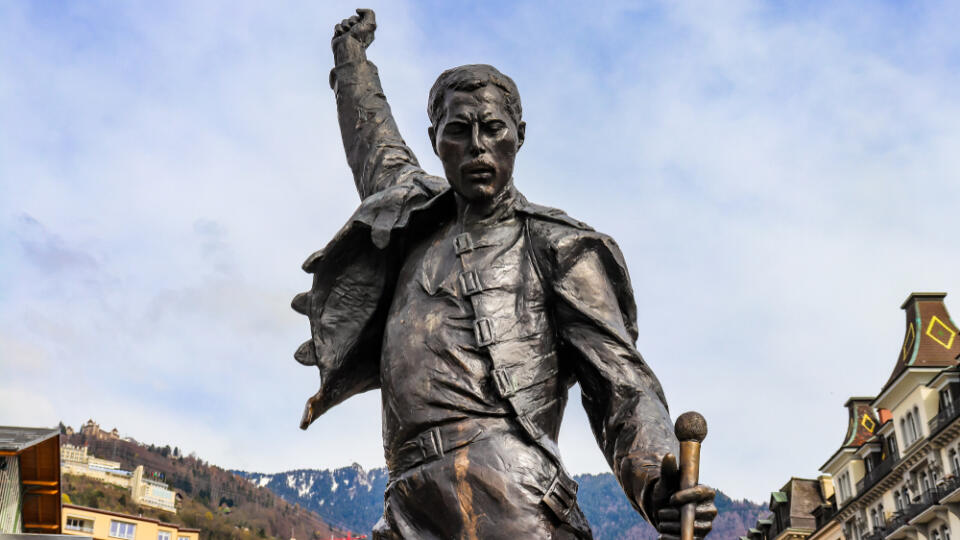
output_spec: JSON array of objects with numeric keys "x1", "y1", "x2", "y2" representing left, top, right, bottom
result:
[{"x1": 373, "y1": 422, "x2": 591, "y2": 539}]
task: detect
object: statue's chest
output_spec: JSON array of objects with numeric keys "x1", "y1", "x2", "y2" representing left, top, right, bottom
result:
[{"x1": 405, "y1": 217, "x2": 543, "y2": 306}]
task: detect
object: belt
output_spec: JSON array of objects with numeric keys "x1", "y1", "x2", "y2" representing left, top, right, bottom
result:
[{"x1": 389, "y1": 417, "x2": 511, "y2": 474}]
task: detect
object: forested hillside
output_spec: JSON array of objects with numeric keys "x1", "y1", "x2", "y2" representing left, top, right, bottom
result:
[{"x1": 61, "y1": 428, "x2": 341, "y2": 540}]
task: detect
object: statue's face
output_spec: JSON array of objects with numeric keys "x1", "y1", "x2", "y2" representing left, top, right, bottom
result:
[{"x1": 430, "y1": 85, "x2": 525, "y2": 202}]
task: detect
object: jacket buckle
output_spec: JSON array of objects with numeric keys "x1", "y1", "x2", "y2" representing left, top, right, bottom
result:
[
  {"x1": 474, "y1": 318, "x2": 495, "y2": 347},
  {"x1": 459, "y1": 269, "x2": 484, "y2": 296},
  {"x1": 516, "y1": 413, "x2": 543, "y2": 440},
  {"x1": 453, "y1": 233, "x2": 474, "y2": 255},
  {"x1": 542, "y1": 470, "x2": 578, "y2": 520},
  {"x1": 492, "y1": 367, "x2": 517, "y2": 398}
]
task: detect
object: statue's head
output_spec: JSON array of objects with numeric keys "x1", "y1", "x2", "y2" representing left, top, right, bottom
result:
[{"x1": 428, "y1": 65, "x2": 526, "y2": 203}]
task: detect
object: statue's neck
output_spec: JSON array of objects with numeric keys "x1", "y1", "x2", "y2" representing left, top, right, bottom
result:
[{"x1": 454, "y1": 182, "x2": 518, "y2": 227}]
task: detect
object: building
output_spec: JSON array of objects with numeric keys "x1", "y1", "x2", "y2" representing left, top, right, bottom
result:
[
  {"x1": 820, "y1": 293, "x2": 960, "y2": 540},
  {"x1": 61, "y1": 444, "x2": 176, "y2": 513},
  {"x1": 61, "y1": 444, "x2": 131, "y2": 489},
  {"x1": 130, "y1": 466, "x2": 176, "y2": 513},
  {"x1": 0, "y1": 426, "x2": 62, "y2": 534},
  {"x1": 750, "y1": 292, "x2": 960, "y2": 540},
  {"x1": 61, "y1": 504, "x2": 199, "y2": 540},
  {"x1": 743, "y1": 477, "x2": 834, "y2": 540},
  {"x1": 78, "y1": 421, "x2": 121, "y2": 442}
]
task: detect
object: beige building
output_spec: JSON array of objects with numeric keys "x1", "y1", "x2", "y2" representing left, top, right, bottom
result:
[
  {"x1": 61, "y1": 444, "x2": 131, "y2": 490},
  {"x1": 749, "y1": 292, "x2": 960, "y2": 540},
  {"x1": 818, "y1": 293, "x2": 960, "y2": 540},
  {"x1": 61, "y1": 445, "x2": 176, "y2": 514},
  {"x1": 130, "y1": 466, "x2": 176, "y2": 513},
  {"x1": 61, "y1": 504, "x2": 198, "y2": 540}
]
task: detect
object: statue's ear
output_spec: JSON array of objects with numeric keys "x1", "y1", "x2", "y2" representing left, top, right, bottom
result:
[
  {"x1": 517, "y1": 121, "x2": 526, "y2": 149},
  {"x1": 428, "y1": 125, "x2": 438, "y2": 157}
]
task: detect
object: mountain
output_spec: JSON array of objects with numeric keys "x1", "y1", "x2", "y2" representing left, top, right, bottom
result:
[
  {"x1": 60, "y1": 425, "x2": 342, "y2": 540},
  {"x1": 235, "y1": 465, "x2": 768, "y2": 539},
  {"x1": 235, "y1": 465, "x2": 389, "y2": 534}
]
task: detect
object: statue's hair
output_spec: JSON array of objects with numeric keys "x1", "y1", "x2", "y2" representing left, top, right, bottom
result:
[{"x1": 427, "y1": 64, "x2": 522, "y2": 128}]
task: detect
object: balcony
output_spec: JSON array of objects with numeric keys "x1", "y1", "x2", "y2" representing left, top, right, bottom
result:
[
  {"x1": 928, "y1": 398, "x2": 960, "y2": 436},
  {"x1": 857, "y1": 458, "x2": 896, "y2": 494},
  {"x1": 939, "y1": 475, "x2": 960, "y2": 503}
]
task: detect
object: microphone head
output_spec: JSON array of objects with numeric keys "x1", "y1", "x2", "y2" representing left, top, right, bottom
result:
[{"x1": 675, "y1": 411, "x2": 707, "y2": 443}]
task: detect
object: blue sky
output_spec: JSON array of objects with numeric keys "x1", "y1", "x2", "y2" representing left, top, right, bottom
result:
[{"x1": 3, "y1": 0, "x2": 960, "y2": 503}]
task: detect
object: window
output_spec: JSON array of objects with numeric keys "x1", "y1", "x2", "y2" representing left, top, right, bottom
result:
[
  {"x1": 158, "y1": 532, "x2": 171, "y2": 540},
  {"x1": 934, "y1": 530, "x2": 942, "y2": 540},
  {"x1": 837, "y1": 472, "x2": 853, "y2": 502},
  {"x1": 65, "y1": 517, "x2": 93, "y2": 533},
  {"x1": 943, "y1": 525, "x2": 952, "y2": 540},
  {"x1": 110, "y1": 520, "x2": 136, "y2": 540},
  {"x1": 954, "y1": 449, "x2": 960, "y2": 476},
  {"x1": 894, "y1": 490, "x2": 903, "y2": 511},
  {"x1": 913, "y1": 406, "x2": 923, "y2": 438},
  {"x1": 905, "y1": 412, "x2": 918, "y2": 444},
  {"x1": 922, "y1": 472, "x2": 932, "y2": 493},
  {"x1": 178, "y1": 536, "x2": 191, "y2": 540}
]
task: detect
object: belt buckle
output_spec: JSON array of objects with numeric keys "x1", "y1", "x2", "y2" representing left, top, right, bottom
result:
[{"x1": 418, "y1": 427, "x2": 443, "y2": 461}]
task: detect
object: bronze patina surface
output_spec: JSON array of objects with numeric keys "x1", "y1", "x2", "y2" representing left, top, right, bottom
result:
[{"x1": 292, "y1": 9, "x2": 717, "y2": 539}]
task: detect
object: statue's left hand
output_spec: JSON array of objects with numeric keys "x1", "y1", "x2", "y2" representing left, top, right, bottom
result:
[{"x1": 651, "y1": 454, "x2": 717, "y2": 540}]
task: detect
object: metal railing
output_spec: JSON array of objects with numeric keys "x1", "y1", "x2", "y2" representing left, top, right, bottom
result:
[
  {"x1": 929, "y1": 399, "x2": 960, "y2": 435},
  {"x1": 857, "y1": 458, "x2": 896, "y2": 494},
  {"x1": 939, "y1": 475, "x2": 960, "y2": 498},
  {"x1": 877, "y1": 487, "x2": 947, "y2": 537}
]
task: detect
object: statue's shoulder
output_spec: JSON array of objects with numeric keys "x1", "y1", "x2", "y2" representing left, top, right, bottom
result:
[
  {"x1": 518, "y1": 200, "x2": 594, "y2": 234},
  {"x1": 518, "y1": 200, "x2": 625, "y2": 266}
]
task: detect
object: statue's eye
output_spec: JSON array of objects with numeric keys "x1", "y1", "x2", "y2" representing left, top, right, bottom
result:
[
  {"x1": 483, "y1": 121, "x2": 506, "y2": 133},
  {"x1": 444, "y1": 122, "x2": 467, "y2": 135}
]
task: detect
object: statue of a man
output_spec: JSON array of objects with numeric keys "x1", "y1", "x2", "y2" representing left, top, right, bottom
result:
[{"x1": 293, "y1": 9, "x2": 717, "y2": 539}]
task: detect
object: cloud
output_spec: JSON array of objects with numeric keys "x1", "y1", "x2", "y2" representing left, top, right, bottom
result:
[
  {"x1": 16, "y1": 214, "x2": 99, "y2": 273},
  {"x1": 2, "y1": 0, "x2": 959, "y2": 503}
]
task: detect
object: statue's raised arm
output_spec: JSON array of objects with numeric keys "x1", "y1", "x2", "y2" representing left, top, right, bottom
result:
[{"x1": 330, "y1": 9, "x2": 423, "y2": 200}]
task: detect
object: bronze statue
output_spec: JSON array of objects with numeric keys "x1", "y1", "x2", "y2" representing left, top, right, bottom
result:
[{"x1": 292, "y1": 9, "x2": 717, "y2": 539}]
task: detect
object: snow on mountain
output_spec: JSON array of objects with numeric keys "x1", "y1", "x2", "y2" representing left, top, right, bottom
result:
[{"x1": 233, "y1": 464, "x2": 389, "y2": 533}]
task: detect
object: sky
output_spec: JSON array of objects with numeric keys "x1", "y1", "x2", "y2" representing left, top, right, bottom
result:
[{"x1": 2, "y1": 0, "x2": 960, "y2": 504}]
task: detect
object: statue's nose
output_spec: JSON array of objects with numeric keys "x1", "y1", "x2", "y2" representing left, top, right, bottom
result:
[{"x1": 468, "y1": 123, "x2": 485, "y2": 154}]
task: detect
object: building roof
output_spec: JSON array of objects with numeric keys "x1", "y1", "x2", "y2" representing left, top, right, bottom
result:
[
  {"x1": 882, "y1": 293, "x2": 959, "y2": 389},
  {"x1": 62, "y1": 504, "x2": 201, "y2": 533},
  {"x1": 841, "y1": 398, "x2": 879, "y2": 447},
  {"x1": 0, "y1": 426, "x2": 59, "y2": 452}
]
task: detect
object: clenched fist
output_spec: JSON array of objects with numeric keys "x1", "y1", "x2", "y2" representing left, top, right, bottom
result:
[
  {"x1": 332, "y1": 8, "x2": 376, "y2": 64},
  {"x1": 652, "y1": 453, "x2": 717, "y2": 540}
]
